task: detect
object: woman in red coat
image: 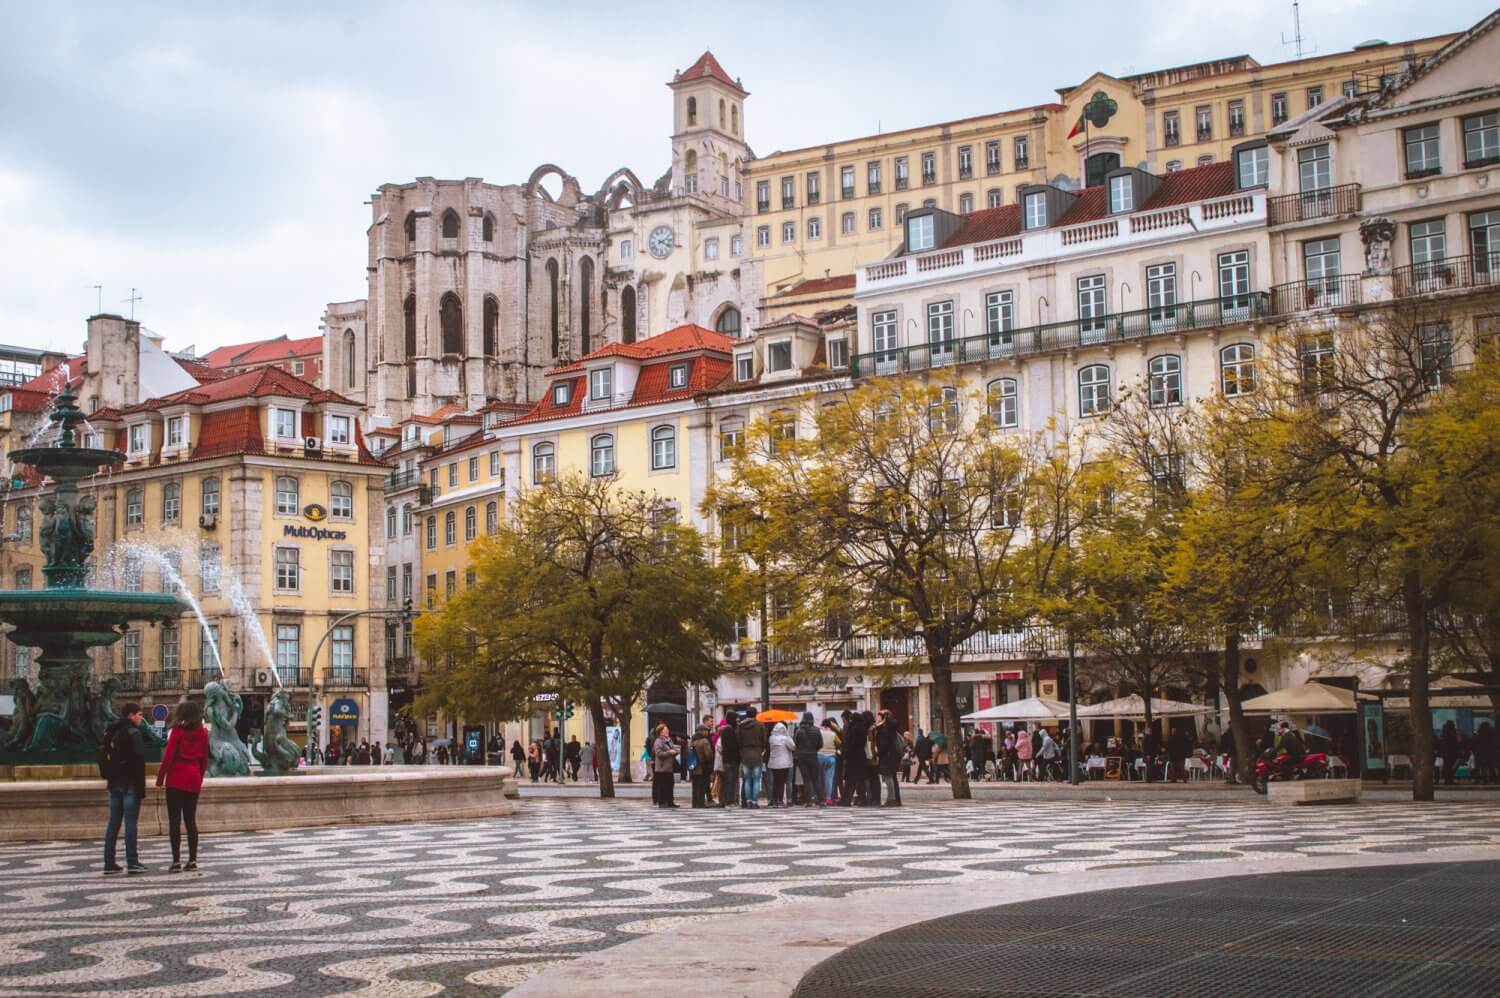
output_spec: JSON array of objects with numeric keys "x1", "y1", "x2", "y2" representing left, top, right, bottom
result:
[{"x1": 155, "y1": 699, "x2": 209, "y2": 872}]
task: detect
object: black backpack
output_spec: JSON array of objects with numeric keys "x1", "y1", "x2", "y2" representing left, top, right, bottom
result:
[{"x1": 96, "y1": 723, "x2": 123, "y2": 782}]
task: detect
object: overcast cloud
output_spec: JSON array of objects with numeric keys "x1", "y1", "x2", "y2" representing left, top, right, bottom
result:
[{"x1": 0, "y1": 0, "x2": 1489, "y2": 356}]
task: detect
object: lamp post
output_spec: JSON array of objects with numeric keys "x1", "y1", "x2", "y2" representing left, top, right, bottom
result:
[{"x1": 305, "y1": 600, "x2": 417, "y2": 759}]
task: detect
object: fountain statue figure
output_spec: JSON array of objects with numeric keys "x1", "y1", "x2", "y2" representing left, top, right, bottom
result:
[
  {"x1": 252, "y1": 688, "x2": 301, "y2": 775},
  {"x1": 204, "y1": 681, "x2": 251, "y2": 777}
]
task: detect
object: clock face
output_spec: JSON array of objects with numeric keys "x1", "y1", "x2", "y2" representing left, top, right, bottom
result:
[{"x1": 648, "y1": 225, "x2": 675, "y2": 258}]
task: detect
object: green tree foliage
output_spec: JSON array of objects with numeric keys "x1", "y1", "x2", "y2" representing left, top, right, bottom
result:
[{"x1": 415, "y1": 473, "x2": 737, "y2": 798}]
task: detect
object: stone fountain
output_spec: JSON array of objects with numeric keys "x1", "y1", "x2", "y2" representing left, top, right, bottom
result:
[{"x1": 0, "y1": 386, "x2": 189, "y2": 764}]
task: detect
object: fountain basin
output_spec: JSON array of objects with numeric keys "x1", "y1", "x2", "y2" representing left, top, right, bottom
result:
[
  {"x1": 0, "y1": 589, "x2": 188, "y2": 649},
  {"x1": 0, "y1": 767, "x2": 519, "y2": 841}
]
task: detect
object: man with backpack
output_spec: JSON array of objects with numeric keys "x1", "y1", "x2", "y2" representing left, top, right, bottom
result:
[{"x1": 101, "y1": 703, "x2": 148, "y2": 875}]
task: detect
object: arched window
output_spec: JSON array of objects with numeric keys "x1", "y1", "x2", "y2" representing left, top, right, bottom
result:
[
  {"x1": 464, "y1": 505, "x2": 476, "y2": 541},
  {"x1": 621, "y1": 285, "x2": 637, "y2": 344},
  {"x1": 485, "y1": 500, "x2": 499, "y2": 535},
  {"x1": 385, "y1": 506, "x2": 397, "y2": 539},
  {"x1": 1085, "y1": 151, "x2": 1122, "y2": 188},
  {"x1": 532, "y1": 442, "x2": 555, "y2": 483},
  {"x1": 687, "y1": 96, "x2": 697, "y2": 126},
  {"x1": 330, "y1": 480, "x2": 353, "y2": 519},
  {"x1": 928, "y1": 386, "x2": 960, "y2": 433},
  {"x1": 715, "y1": 306, "x2": 741, "y2": 338},
  {"x1": 547, "y1": 259, "x2": 560, "y2": 357},
  {"x1": 444, "y1": 510, "x2": 456, "y2": 545},
  {"x1": 578, "y1": 257, "x2": 594, "y2": 355},
  {"x1": 481, "y1": 213, "x2": 495, "y2": 242},
  {"x1": 590, "y1": 433, "x2": 615, "y2": 477},
  {"x1": 1148, "y1": 354, "x2": 1182, "y2": 408},
  {"x1": 440, "y1": 292, "x2": 463, "y2": 355},
  {"x1": 200, "y1": 477, "x2": 220, "y2": 517},
  {"x1": 402, "y1": 295, "x2": 417, "y2": 359},
  {"x1": 651, "y1": 425, "x2": 677, "y2": 470},
  {"x1": 731, "y1": 105, "x2": 739, "y2": 135},
  {"x1": 987, "y1": 378, "x2": 1018, "y2": 428},
  {"x1": 441, "y1": 208, "x2": 460, "y2": 239},
  {"x1": 483, "y1": 296, "x2": 498, "y2": 358},
  {"x1": 769, "y1": 408, "x2": 797, "y2": 454},
  {"x1": 343, "y1": 329, "x2": 357, "y2": 390},
  {"x1": 401, "y1": 504, "x2": 413, "y2": 535},
  {"x1": 718, "y1": 98, "x2": 726, "y2": 127},
  {"x1": 403, "y1": 211, "x2": 416, "y2": 244},
  {"x1": 1078, "y1": 365, "x2": 1112, "y2": 417},
  {"x1": 684, "y1": 149, "x2": 698, "y2": 193},
  {"x1": 162, "y1": 481, "x2": 181, "y2": 522},
  {"x1": 125, "y1": 488, "x2": 143, "y2": 527},
  {"x1": 276, "y1": 476, "x2": 300, "y2": 515},
  {"x1": 1220, "y1": 343, "x2": 1257, "y2": 396}
]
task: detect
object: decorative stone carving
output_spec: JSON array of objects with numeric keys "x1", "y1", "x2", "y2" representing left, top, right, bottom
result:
[{"x1": 1360, "y1": 217, "x2": 1397, "y2": 275}]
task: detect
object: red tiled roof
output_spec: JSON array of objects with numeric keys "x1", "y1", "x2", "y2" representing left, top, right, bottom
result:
[
  {"x1": 508, "y1": 353, "x2": 732, "y2": 427},
  {"x1": 193, "y1": 408, "x2": 265, "y2": 460},
  {"x1": 5, "y1": 388, "x2": 55, "y2": 414},
  {"x1": 407, "y1": 402, "x2": 478, "y2": 426},
  {"x1": 941, "y1": 162, "x2": 1237, "y2": 250},
  {"x1": 675, "y1": 51, "x2": 745, "y2": 94},
  {"x1": 198, "y1": 338, "x2": 267, "y2": 368},
  {"x1": 175, "y1": 358, "x2": 231, "y2": 382},
  {"x1": 16, "y1": 356, "x2": 84, "y2": 395},
  {"x1": 552, "y1": 324, "x2": 734, "y2": 374},
  {"x1": 117, "y1": 365, "x2": 355, "y2": 414},
  {"x1": 365, "y1": 426, "x2": 401, "y2": 438},
  {"x1": 231, "y1": 335, "x2": 322, "y2": 365},
  {"x1": 773, "y1": 274, "x2": 856, "y2": 298}
]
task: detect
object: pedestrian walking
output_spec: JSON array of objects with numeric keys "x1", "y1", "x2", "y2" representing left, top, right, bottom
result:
[
  {"x1": 818, "y1": 719, "x2": 839, "y2": 804},
  {"x1": 510, "y1": 739, "x2": 524, "y2": 777},
  {"x1": 581, "y1": 740, "x2": 594, "y2": 781},
  {"x1": 717, "y1": 715, "x2": 741, "y2": 807},
  {"x1": 565, "y1": 735, "x2": 582, "y2": 781},
  {"x1": 155, "y1": 700, "x2": 209, "y2": 873},
  {"x1": 931, "y1": 729, "x2": 950, "y2": 784},
  {"x1": 912, "y1": 728, "x2": 932, "y2": 783},
  {"x1": 767, "y1": 721, "x2": 795, "y2": 806},
  {"x1": 101, "y1": 702, "x2": 148, "y2": 875},
  {"x1": 793, "y1": 712, "x2": 822, "y2": 806},
  {"x1": 736, "y1": 712, "x2": 766, "y2": 808},
  {"x1": 690, "y1": 724, "x2": 714, "y2": 808},
  {"x1": 526, "y1": 741, "x2": 540, "y2": 781},
  {"x1": 651, "y1": 723, "x2": 680, "y2": 808},
  {"x1": 1015, "y1": 723, "x2": 1033, "y2": 780},
  {"x1": 875, "y1": 710, "x2": 904, "y2": 806}
]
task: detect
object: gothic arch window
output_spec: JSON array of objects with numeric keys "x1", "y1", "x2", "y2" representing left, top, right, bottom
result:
[
  {"x1": 343, "y1": 329, "x2": 356, "y2": 390},
  {"x1": 621, "y1": 285, "x2": 637, "y2": 344},
  {"x1": 403, "y1": 211, "x2": 416, "y2": 244},
  {"x1": 481, "y1": 213, "x2": 495, "y2": 242},
  {"x1": 684, "y1": 149, "x2": 698, "y2": 193},
  {"x1": 402, "y1": 295, "x2": 417, "y2": 359},
  {"x1": 1085, "y1": 152, "x2": 1122, "y2": 188},
  {"x1": 441, "y1": 208, "x2": 460, "y2": 239},
  {"x1": 439, "y1": 292, "x2": 463, "y2": 355},
  {"x1": 578, "y1": 257, "x2": 594, "y2": 355},
  {"x1": 687, "y1": 96, "x2": 697, "y2": 126},
  {"x1": 715, "y1": 306, "x2": 741, "y2": 338},
  {"x1": 482, "y1": 296, "x2": 498, "y2": 358},
  {"x1": 731, "y1": 105, "x2": 739, "y2": 135},
  {"x1": 546, "y1": 259, "x2": 560, "y2": 357},
  {"x1": 718, "y1": 98, "x2": 726, "y2": 127}
]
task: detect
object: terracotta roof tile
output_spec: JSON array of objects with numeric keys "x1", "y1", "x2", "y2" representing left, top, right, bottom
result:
[
  {"x1": 552, "y1": 324, "x2": 734, "y2": 374},
  {"x1": 118, "y1": 365, "x2": 355, "y2": 414},
  {"x1": 675, "y1": 51, "x2": 745, "y2": 93},
  {"x1": 773, "y1": 274, "x2": 856, "y2": 298},
  {"x1": 506, "y1": 354, "x2": 733, "y2": 428},
  {"x1": 231, "y1": 335, "x2": 322, "y2": 365},
  {"x1": 193, "y1": 408, "x2": 265, "y2": 460}
]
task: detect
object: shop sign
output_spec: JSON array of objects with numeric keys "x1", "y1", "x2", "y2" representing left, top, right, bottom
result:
[
  {"x1": 283, "y1": 524, "x2": 348, "y2": 541},
  {"x1": 303, "y1": 503, "x2": 329, "y2": 522},
  {"x1": 329, "y1": 697, "x2": 360, "y2": 724},
  {"x1": 531, "y1": 692, "x2": 559, "y2": 702}
]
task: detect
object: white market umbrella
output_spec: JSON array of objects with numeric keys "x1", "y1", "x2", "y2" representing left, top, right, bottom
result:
[
  {"x1": 961, "y1": 697, "x2": 1073, "y2": 723},
  {"x1": 1075, "y1": 694, "x2": 1212, "y2": 720},
  {"x1": 1240, "y1": 680, "x2": 1363, "y2": 716},
  {"x1": 1386, "y1": 676, "x2": 1492, "y2": 710}
]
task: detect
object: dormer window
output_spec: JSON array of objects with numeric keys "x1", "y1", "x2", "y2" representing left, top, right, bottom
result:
[
  {"x1": 1108, "y1": 175, "x2": 1133, "y2": 213},
  {"x1": 1235, "y1": 145, "x2": 1269, "y2": 189},
  {"x1": 328, "y1": 415, "x2": 351, "y2": 445},
  {"x1": 589, "y1": 368, "x2": 612, "y2": 401},
  {"x1": 669, "y1": 364, "x2": 689, "y2": 389},
  {"x1": 907, "y1": 215, "x2": 935, "y2": 252},
  {"x1": 767, "y1": 340, "x2": 793, "y2": 374},
  {"x1": 166, "y1": 416, "x2": 184, "y2": 448},
  {"x1": 552, "y1": 382, "x2": 571, "y2": 407},
  {"x1": 129, "y1": 424, "x2": 148, "y2": 454},
  {"x1": 827, "y1": 337, "x2": 849, "y2": 370},
  {"x1": 735, "y1": 352, "x2": 754, "y2": 382},
  {"x1": 274, "y1": 408, "x2": 297, "y2": 439},
  {"x1": 1024, "y1": 191, "x2": 1048, "y2": 229}
]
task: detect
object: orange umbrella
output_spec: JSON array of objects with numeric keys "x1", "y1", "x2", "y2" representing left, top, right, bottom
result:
[{"x1": 755, "y1": 709, "x2": 800, "y2": 723}]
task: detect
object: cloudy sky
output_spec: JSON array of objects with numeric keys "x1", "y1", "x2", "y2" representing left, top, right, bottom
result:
[{"x1": 0, "y1": 0, "x2": 1489, "y2": 357}]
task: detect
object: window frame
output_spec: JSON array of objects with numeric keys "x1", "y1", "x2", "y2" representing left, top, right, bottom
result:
[
  {"x1": 907, "y1": 214, "x2": 935, "y2": 251},
  {"x1": 1147, "y1": 353, "x2": 1183, "y2": 408},
  {"x1": 274, "y1": 546, "x2": 301, "y2": 592},
  {"x1": 1078, "y1": 364, "x2": 1112, "y2": 417},
  {"x1": 987, "y1": 377, "x2": 1019, "y2": 428},
  {"x1": 330, "y1": 548, "x2": 355, "y2": 594},
  {"x1": 1463, "y1": 111, "x2": 1499, "y2": 168},
  {"x1": 1403, "y1": 122, "x2": 1442, "y2": 178},
  {"x1": 589, "y1": 433, "x2": 616, "y2": 477},
  {"x1": 650, "y1": 425, "x2": 677, "y2": 470},
  {"x1": 329, "y1": 480, "x2": 353, "y2": 520},
  {"x1": 275, "y1": 475, "x2": 299, "y2": 516}
]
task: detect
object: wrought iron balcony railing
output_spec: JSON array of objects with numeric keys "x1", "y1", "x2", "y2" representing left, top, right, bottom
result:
[
  {"x1": 1268, "y1": 183, "x2": 1361, "y2": 225},
  {"x1": 1270, "y1": 276, "x2": 1361, "y2": 314},
  {"x1": 1392, "y1": 253, "x2": 1500, "y2": 299}
]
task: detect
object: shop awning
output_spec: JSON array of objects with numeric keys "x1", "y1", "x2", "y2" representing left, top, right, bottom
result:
[
  {"x1": 1075, "y1": 694, "x2": 1213, "y2": 720},
  {"x1": 961, "y1": 697, "x2": 1073, "y2": 722},
  {"x1": 1386, "y1": 676, "x2": 1495, "y2": 710},
  {"x1": 1239, "y1": 680, "x2": 1370, "y2": 715}
]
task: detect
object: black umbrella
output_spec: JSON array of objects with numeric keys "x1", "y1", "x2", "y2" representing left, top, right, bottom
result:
[{"x1": 645, "y1": 703, "x2": 688, "y2": 714}]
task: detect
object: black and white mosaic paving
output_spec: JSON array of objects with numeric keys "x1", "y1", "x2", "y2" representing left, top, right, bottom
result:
[{"x1": 2, "y1": 798, "x2": 1498, "y2": 996}]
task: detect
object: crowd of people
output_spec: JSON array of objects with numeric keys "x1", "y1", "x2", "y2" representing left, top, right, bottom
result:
[{"x1": 513, "y1": 733, "x2": 586, "y2": 782}]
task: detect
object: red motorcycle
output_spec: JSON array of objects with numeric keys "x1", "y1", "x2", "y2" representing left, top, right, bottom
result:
[{"x1": 1252, "y1": 750, "x2": 1329, "y2": 793}]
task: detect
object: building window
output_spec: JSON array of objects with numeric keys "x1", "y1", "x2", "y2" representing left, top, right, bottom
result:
[
  {"x1": 275, "y1": 547, "x2": 300, "y2": 591},
  {"x1": 1271, "y1": 92, "x2": 1289, "y2": 125},
  {"x1": 735, "y1": 353, "x2": 754, "y2": 382},
  {"x1": 401, "y1": 504, "x2": 413, "y2": 535},
  {"x1": 895, "y1": 203, "x2": 908, "y2": 224},
  {"x1": 159, "y1": 625, "x2": 179, "y2": 675},
  {"x1": 756, "y1": 180, "x2": 770, "y2": 213},
  {"x1": 806, "y1": 171, "x2": 821, "y2": 204},
  {"x1": 328, "y1": 415, "x2": 351, "y2": 445},
  {"x1": 12, "y1": 502, "x2": 30, "y2": 543},
  {"x1": 827, "y1": 337, "x2": 849, "y2": 370},
  {"x1": 1304, "y1": 237, "x2": 1342, "y2": 286},
  {"x1": 425, "y1": 574, "x2": 436, "y2": 608},
  {"x1": 921, "y1": 151, "x2": 936, "y2": 185},
  {"x1": 958, "y1": 145, "x2": 973, "y2": 179},
  {"x1": 1218, "y1": 250, "x2": 1251, "y2": 309},
  {"x1": 1078, "y1": 364, "x2": 1111, "y2": 417},
  {"x1": 275, "y1": 624, "x2": 300, "y2": 676},
  {"x1": 781, "y1": 175, "x2": 795, "y2": 209},
  {"x1": 274, "y1": 408, "x2": 297, "y2": 438},
  {"x1": 868, "y1": 207, "x2": 882, "y2": 230},
  {"x1": 718, "y1": 421, "x2": 744, "y2": 461},
  {"x1": 444, "y1": 510, "x2": 456, "y2": 545},
  {"x1": 1165, "y1": 160, "x2": 1182, "y2": 173},
  {"x1": 589, "y1": 367, "x2": 612, "y2": 401},
  {"x1": 124, "y1": 488, "x2": 144, "y2": 527},
  {"x1": 841, "y1": 165, "x2": 855, "y2": 199},
  {"x1": 1146, "y1": 262, "x2": 1177, "y2": 322},
  {"x1": 986, "y1": 140, "x2": 1001, "y2": 174},
  {"x1": 1404, "y1": 123, "x2": 1441, "y2": 177},
  {"x1": 426, "y1": 515, "x2": 436, "y2": 549},
  {"x1": 1076, "y1": 274, "x2": 1107, "y2": 340},
  {"x1": 704, "y1": 236, "x2": 719, "y2": 260},
  {"x1": 1420, "y1": 323, "x2": 1454, "y2": 391},
  {"x1": 840, "y1": 212, "x2": 855, "y2": 235},
  {"x1": 1409, "y1": 219, "x2": 1446, "y2": 265},
  {"x1": 330, "y1": 625, "x2": 354, "y2": 680},
  {"x1": 124, "y1": 630, "x2": 141, "y2": 674},
  {"x1": 986, "y1": 189, "x2": 1002, "y2": 209},
  {"x1": 1228, "y1": 100, "x2": 1245, "y2": 136},
  {"x1": 927, "y1": 386, "x2": 960, "y2": 434},
  {"x1": 552, "y1": 382, "x2": 571, "y2": 407},
  {"x1": 122, "y1": 552, "x2": 143, "y2": 592},
  {"x1": 807, "y1": 217, "x2": 821, "y2": 240},
  {"x1": 445, "y1": 571, "x2": 457, "y2": 598},
  {"x1": 895, "y1": 156, "x2": 909, "y2": 189},
  {"x1": 1197, "y1": 154, "x2": 1215, "y2": 167},
  {"x1": 988, "y1": 378, "x2": 1018, "y2": 428},
  {"x1": 1108, "y1": 174, "x2": 1133, "y2": 213},
  {"x1": 986, "y1": 290, "x2": 1014, "y2": 352},
  {"x1": 129, "y1": 424, "x2": 147, "y2": 454},
  {"x1": 402, "y1": 563, "x2": 412, "y2": 602},
  {"x1": 590, "y1": 434, "x2": 615, "y2": 477},
  {"x1": 1163, "y1": 110, "x2": 1181, "y2": 146},
  {"x1": 199, "y1": 624, "x2": 219, "y2": 672},
  {"x1": 1463, "y1": 112, "x2": 1499, "y2": 167},
  {"x1": 958, "y1": 193, "x2": 974, "y2": 214},
  {"x1": 669, "y1": 363, "x2": 689, "y2": 388},
  {"x1": 326, "y1": 479, "x2": 351, "y2": 520},
  {"x1": 867, "y1": 160, "x2": 882, "y2": 194},
  {"x1": 385, "y1": 506, "x2": 397, "y2": 539},
  {"x1": 1013, "y1": 135, "x2": 1029, "y2": 169},
  {"x1": 1472, "y1": 209, "x2": 1500, "y2": 263},
  {"x1": 781, "y1": 220, "x2": 795, "y2": 243},
  {"x1": 162, "y1": 481, "x2": 181, "y2": 523},
  {"x1": 715, "y1": 307, "x2": 741, "y2": 338},
  {"x1": 165, "y1": 416, "x2": 183, "y2": 447},
  {"x1": 1298, "y1": 144, "x2": 1331, "y2": 192},
  {"x1": 756, "y1": 225, "x2": 770, "y2": 247},
  {"x1": 620, "y1": 238, "x2": 633, "y2": 260},
  {"x1": 1148, "y1": 354, "x2": 1183, "y2": 407},
  {"x1": 767, "y1": 340, "x2": 793, "y2": 373},
  {"x1": 927, "y1": 300, "x2": 954, "y2": 351},
  {"x1": 464, "y1": 505, "x2": 477, "y2": 541},
  {"x1": 447, "y1": 463, "x2": 457, "y2": 488},
  {"x1": 1195, "y1": 105, "x2": 1212, "y2": 141},
  {"x1": 1236, "y1": 145, "x2": 1269, "y2": 188},
  {"x1": 1305, "y1": 86, "x2": 1323, "y2": 109},
  {"x1": 730, "y1": 234, "x2": 742, "y2": 256},
  {"x1": 1220, "y1": 343, "x2": 1257, "y2": 396},
  {"x1": 13, "y1": 566, "x2": 30, "y2": 591},
  {"x1": 1024, "y1": 191, "x2": 1047, "y2": 229},
  {"x1": 201, "y1": 542, "x2": 223, "y2": 593},
  {"x1": 768, "y1": 409, "x2": 798, "y2": 455},
  {"x1": 464, "y1": 455, "x2": 477, "y2": 482},
  {"x1": 871, "y1": 310, "x2": 898, "y2": 367},
  {"x1": 331, "y1": 549, "x2": 354, "y2": 593},
  {"x1": 651, "y1": 425, "x2": 677, "y2": 470},
  {"x1": 485, "y1": 500, "x2": 499, "y2": 535},
  {"x1": 1300, "y1": 333, "x2": 1336, "y2": 395},
  {"x1": 275, "y1": 476, "x2": 298, "y2": 515},
  {"x1": 1343, "y1": 80, "x2": 1360, "y2": 99}
]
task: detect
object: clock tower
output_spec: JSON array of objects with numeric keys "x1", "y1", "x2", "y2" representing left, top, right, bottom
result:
[{"x1": 668, "y1": 51, "x2": 749, "y2": 213}]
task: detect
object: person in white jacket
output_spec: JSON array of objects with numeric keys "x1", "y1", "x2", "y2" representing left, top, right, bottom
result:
[{"x1": 767, "y1": 722, "x2": 796, "y2": 808}]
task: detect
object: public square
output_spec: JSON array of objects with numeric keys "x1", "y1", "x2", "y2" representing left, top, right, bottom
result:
[{"x1": 2, "y1": 791, "x2": 1499, "y2": 996}]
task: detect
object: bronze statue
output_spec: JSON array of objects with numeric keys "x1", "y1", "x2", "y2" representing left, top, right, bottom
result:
[
  {"x1": 252, "y1": 688, "x2": 301, "y2": 775},
  {"x1": 1, "y1": 678, "x2": 37, "y2": 751},
  {"x1": 204, "y1": 680, "x2": 251, "y2": 777}
]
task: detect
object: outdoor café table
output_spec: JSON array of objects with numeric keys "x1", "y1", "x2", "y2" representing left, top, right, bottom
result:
[
  {"x1": 1086, "y1": 755, "x2": 1107, "y2": 779},
  {"x1": 1183, "y1": 757, "x2": 1210, "y2": 781}
]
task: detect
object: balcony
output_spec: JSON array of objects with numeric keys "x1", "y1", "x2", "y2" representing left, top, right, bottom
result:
[
  {"x1": 867, "y1": 183, "x2": 881, "y2": 195},
  {"x1": 895, "y1": 176, "x2": 909, "y2": 191},
  {"x1": 756, "y1": 200, "x2": 769, "y2": 214},
  {"x1": 807, "y1": 192, "x2": 820, "y2": 205},
  {"x1": 1268, "y1": 183, "x2": 1361, "y2": 226},
  {"x1": 417, "y1": 484, "x2": 439, "y2": 505},
  {"x1": 187, "y1": 668, "x2": 220, "y2": 688},
  {"x1": 149, "y1": 671, "x2": 185, "y2": 692},
  {"x1": 386, "y1": 468, "x2": 422, "y2": 492},
  {"x1": 1014, "y1": 157, "x2": 1029, "y2": 170},
  {"x1": 841, "y1": 187, "x2": 856, "y2": 201},
  {"x1": 117, "y1": 671, "x2": 145, "y2": 691},
  {"x1": 324, "y1": 668, "x2": 369, "y2": 688},
  {"x1": 386, "y1": 657, "x2": 418, "y2": 682},
  {"x1": 1271, "y1": 276, "x2": 1361, "y2": 314},
  {"x1": 1392, "y1": 253, "x2": 1500, "y2": 299},
  {"x1": 1165, "y1": 131, "x2": 1180, "y2": 148},
  {"x1": 851, "y1": 293, "x2": 1270, "y2": 378},
  {"x1": 782, "y1": 197, "x2": 795, "y2": 210}
]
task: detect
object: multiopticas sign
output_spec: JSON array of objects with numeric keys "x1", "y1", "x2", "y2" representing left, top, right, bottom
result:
[{"x1": 283, "y1": 524, "x2": 348, "y2": 541}]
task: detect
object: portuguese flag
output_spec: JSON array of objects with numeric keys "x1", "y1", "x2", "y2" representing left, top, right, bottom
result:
[{"x1": 1067, "y1": 110, "x2": 1087, "y2": 140}]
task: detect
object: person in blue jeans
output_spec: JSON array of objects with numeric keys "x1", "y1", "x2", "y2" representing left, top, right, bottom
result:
[
  {"x1": 735, "y1": 713, "x2": 767, "y2": 808},
  {"x1": 102, "y1": 703, "x2": 148, "y2": 875}
]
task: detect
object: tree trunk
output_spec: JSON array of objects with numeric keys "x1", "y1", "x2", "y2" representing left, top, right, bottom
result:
[
  {"x1": 1142, "y1": 697, "x2": 1156, "y2": 784},
  {"x1": 1224, "y1": 628, "x2": 1254, "y2": 786},
  {"x1": 1487, "y1": 611, "x2": 1500, "y2": 715},
  {"x1": 590, "y1": 697, "x2": 615, "y2": 799},
  {"x1": 1402, "y1": 571, "x2": 1434, "y2": 802},
  {"x1": 930, "y1": 654, "x2": 971, "y2": 800}
]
